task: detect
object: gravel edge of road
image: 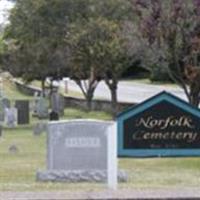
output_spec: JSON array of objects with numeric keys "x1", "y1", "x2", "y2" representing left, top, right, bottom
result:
[{"x1": 0, "y1": 188, "x2": 200, "y2": 200}]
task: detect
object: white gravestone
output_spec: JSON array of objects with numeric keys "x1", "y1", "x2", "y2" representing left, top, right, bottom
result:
[
  {"x1": 5, "y1": 107, "x2": 17, "y2": 128},
  {"x1": 36, "y1": 120, "x2": 127, "y2": 189}
]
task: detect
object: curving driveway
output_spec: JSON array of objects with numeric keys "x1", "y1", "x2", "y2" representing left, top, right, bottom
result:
[{"x1": 61, "y1": 80, "x2": 187, "y2": 103}]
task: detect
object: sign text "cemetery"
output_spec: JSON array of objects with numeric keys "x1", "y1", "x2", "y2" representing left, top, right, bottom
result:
[
  {"x1": 117, "y1": 92, "x2": 200, "y2": 156},
  {"x1": 133, "y1": 116, "x2": 197, "y2": 143}
]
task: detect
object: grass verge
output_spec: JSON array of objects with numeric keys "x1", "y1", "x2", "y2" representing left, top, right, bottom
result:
[
  {"x1": 0, "y1": 110, "x2": 200, "y2": 191},
  {"x1": 0, "y1": 79, "x2": 199, "y2": 191}
]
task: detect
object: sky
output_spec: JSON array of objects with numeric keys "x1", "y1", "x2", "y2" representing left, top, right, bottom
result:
[{"x1": 0, "y1": 0, "x2": 14, "y2": 25}]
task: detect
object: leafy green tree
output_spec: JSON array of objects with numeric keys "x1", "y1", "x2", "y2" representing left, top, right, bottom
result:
[
  {"x1": 66, "y1": 17, "x2": 129, "y2": 114},
  {"x1": 3, "y1": 0, "x2": 89, "y2": 91},
  {"x1": 97, "y1": 20, "x2": 130, "y2": 116},
  {"x1": 66, "y1": 18, "x2": 104, "y2": 110},
  {"x1": 3, "y1": 0, "x2": 132, "y2": 113}
]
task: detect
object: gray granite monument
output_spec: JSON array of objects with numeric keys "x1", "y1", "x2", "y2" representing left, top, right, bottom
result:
[
  {"x1": 50, "y1": 92, "x2": 64, "y2": 117},
  {"x1": 0, "y1": 98, "x2": 4, "y2": 122},
  {"x1": 36, "y1": 96, "x2": 49, "y2": 119},
  {"x1": 36, "y1": 120, "x2": 127, "y2": 185}
]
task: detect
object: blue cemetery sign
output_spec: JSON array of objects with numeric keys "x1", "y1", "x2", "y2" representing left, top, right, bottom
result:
[{"x1": 117, "y1": 91, "x2": 200, "y2": 157}]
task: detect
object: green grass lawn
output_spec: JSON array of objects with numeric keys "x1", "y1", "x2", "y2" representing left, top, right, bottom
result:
[
  {"x1": 0, "y1": 79, "x2": 200, "y2": 191},
  {"x1": 3, "y1": 80, "x2": 33, "y2": 101},
  {"x1": 124, "y1": 78, "x2": 179, "y2": 88},
  {"x1": 0, "y1": 108, "x2": 113, "y2": 191},
  {"x1": 121, "y1": 157, "x2": 200, "y2": 189},
  {"x1": 0, "y1": 109, "x2": 200, "y2": 191}
]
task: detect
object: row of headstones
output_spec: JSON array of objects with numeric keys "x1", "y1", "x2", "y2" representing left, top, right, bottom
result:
[
  {"x1": 0, "y1": 98, "x2": 29, "y2": 128},
  {"x1": 33, "y1": 92, "x2": 65, "y2": 120},
  {"x1": 0, "y1": 91, "x2": 65, "y2": 128}
]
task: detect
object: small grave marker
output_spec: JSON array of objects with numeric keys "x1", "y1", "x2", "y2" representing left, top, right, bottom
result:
[{"x1": 33, "y1": 122, "x2": 47, "y2": 136}]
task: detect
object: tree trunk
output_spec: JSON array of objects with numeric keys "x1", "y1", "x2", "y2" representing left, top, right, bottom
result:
[
  {"x1": 86, "y1": 85, "x2": 96, "y2": 111},
  {"x1": 189, "y1": 83, "x2": 200, "y2": 107},
  {"x1": 86, "y1": 95, "x2": 92, "y2": 111},
  {"x1": 110, "y1": 85, "x2": 118, "y2": 117},
  {"x1": 105, "y1": 76, "x2": 118, "y2": 118},
  {"x1": 74, "y1": 75, "x2": 99, "y2": 111},
  {"x1": 190, "y1": 95, "x2": 199, "y2": 107}
]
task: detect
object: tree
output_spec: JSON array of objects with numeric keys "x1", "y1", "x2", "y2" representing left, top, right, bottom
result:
[
  {"x1": 66, "y1": 17, "x2": 129, "y2": 114},
  {"x1": 133, "y1": 0, "x2": 200, "y2": 106},
  {"x1": 90, "y1": 0, "x2": 134, "y2": 115},
  {"x1": 2, "y1": 0, "x2": 90, "y2": 91},
  {"x1": 2, "y1": 1, "x2": 64, "y2": 93},
  {"x1": 3, "y1": 0, "x2": 132, "y2": 113},
  {"x1": 98, "y1": 20, "x2": 130, "y2": 116},
  {"x1": 66, "y1": 18, "x2": 105, "y2": 110}
]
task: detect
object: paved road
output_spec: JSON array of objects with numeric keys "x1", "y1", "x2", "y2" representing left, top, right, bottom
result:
[{"x1": 62, "y1": 80, "x2": 187, "y2": 103}]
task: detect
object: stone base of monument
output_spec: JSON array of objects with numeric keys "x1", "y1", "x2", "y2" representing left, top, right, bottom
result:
[{"x1": 36, "y1": 170, "x2": 128, "y2": 182}]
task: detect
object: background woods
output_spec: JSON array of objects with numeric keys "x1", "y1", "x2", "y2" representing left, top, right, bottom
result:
[{"x1": 1, "y1": 0, "x2": 200, "y2": 115}]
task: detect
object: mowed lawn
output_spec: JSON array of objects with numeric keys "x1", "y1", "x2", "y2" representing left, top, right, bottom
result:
[
  {"x1": 1, "y1": 114, "x2": 200, "y2": 191},
  {"x1": 0, "y1": 79, "x2": 200, "y2": 191},
  {"x1": 0, "y1": 108, "x2": 112, "y2": 191}
]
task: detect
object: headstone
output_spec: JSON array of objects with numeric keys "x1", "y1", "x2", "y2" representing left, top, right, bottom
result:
[
  {"x1": 33, "y1": 122, "x2": 47, "y2": 136},
  {"x1": 51, "y1": 92, "x2": 60, "y2": 114},
  {"x1": 51, "y1": 92, "x2": 64, "y2": 116},
  {"x1": 118, "y1": 91, "x2": 200, "y2": 157},
  {"x1": 0, "y1": 98, "x2": 4, "y2": 122},
  {"x1": 49, "y1": 111, "x2": 59, "y2": 121},
  {"x1": 0, "y1": 97, "x2": 11, "y2": 123},
  {"x1": 15, "y1": 100, "x2": 29, "y2": 124},
  {"x1": 37, "y1": 120, "x2": 127, "y2": 188},
  {"x1": 5, "y1": 107, "x2": 17, "y2": 128},
  {"x1": 2, "y1": 98, "x2": 11, "y2": 109},
  {"x1": 36, "y1": 96, "x2": 49, "y2": 119},
  {"x1": 9, "y1": 144, "x2": 19, "y2": 154},
  {"x1": 0, "y1": 77, "x2": 3, "y2": 95},
  {"x1": 0, "y1": 126, "x2": 2, "y2": 137}
]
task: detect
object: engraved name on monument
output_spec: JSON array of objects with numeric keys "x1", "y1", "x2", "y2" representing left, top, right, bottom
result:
[{"x1": 48, "y1": 120, "x2": 107, "y2": 171}]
